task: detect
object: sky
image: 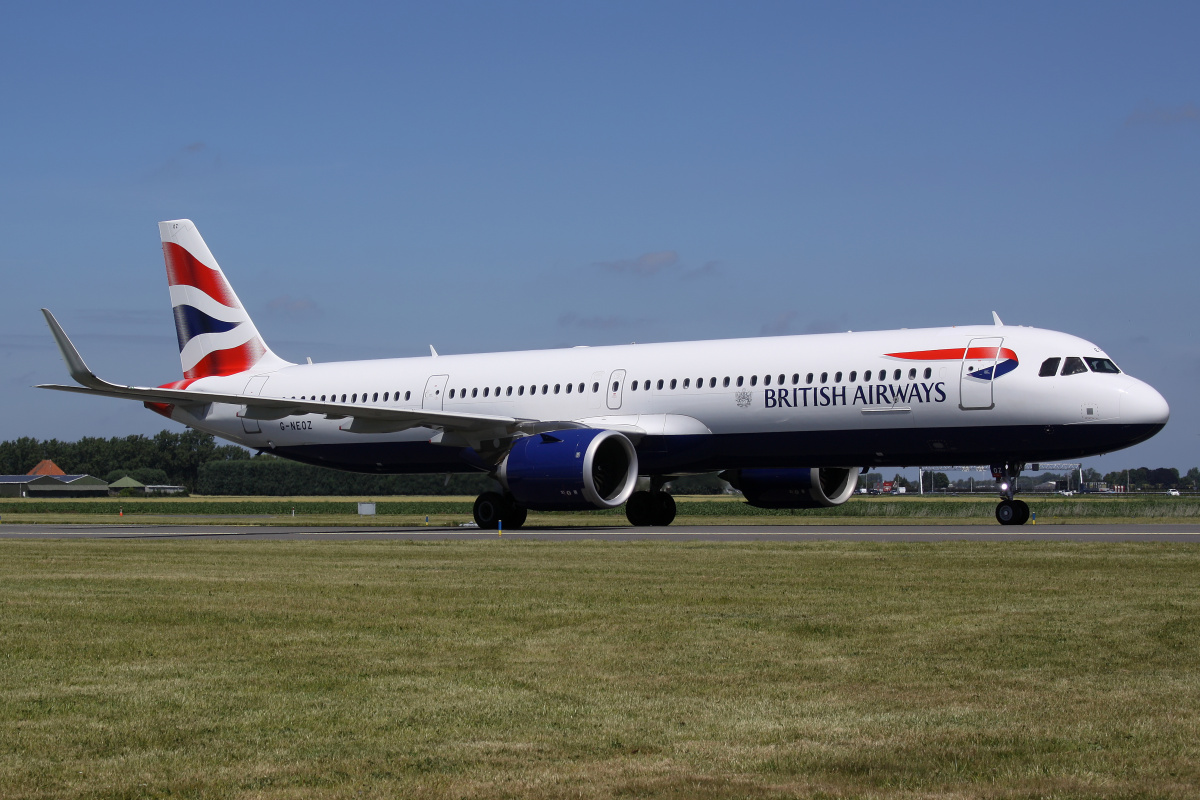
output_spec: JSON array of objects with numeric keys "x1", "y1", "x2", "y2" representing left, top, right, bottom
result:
[{"x1": 1, "y1": 1, "x2": 1197, "y2": 475}]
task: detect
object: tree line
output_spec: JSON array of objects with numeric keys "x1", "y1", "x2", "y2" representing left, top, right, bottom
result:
[
  {"x1": 1, "y1": 431, "x2": 1194, "y2": 495},
  {"x1": 0, "y1": 431, "x2": 246, "y2": 491}
]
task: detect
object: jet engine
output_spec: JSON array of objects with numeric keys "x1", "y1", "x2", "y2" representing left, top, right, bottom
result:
[
  {"x1": 497, "y1": 429, "x2": 639, "y2": 511},
  {"x1": 720, "y1": 467, "x2": 858, "y2": 509}
]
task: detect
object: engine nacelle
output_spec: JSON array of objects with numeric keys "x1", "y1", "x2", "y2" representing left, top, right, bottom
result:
[
  {"x1": 721, "y1": 467, "x2": 859, "y2": 509},
  {"x1": 497, "y1": 429, "x2": 639, "y2": 511}
]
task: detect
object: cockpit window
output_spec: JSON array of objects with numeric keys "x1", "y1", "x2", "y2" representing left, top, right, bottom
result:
[
  {"x1": 1061, "y1": 357, "x2": 1088, "y2": 376},
  {"x1": 1086, "y1": 357, "x2": 1121, "y2": 374},
  {"x1": 1039, "y1": 357, "x2": 1061, "y2": 377}
]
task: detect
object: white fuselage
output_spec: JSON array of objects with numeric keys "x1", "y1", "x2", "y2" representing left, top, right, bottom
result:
[{"x1": 163, "y1": 323, "x2": 1169, "y2": 476}]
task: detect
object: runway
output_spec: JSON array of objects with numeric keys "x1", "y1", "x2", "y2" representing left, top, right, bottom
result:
[{"x1": 2, "y1": 523, "x2": 1199, "y2": 542}]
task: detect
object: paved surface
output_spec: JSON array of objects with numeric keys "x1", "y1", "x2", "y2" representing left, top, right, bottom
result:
[{"x1": 2, "y1": 523, "x2": 1199, "y2": 542}]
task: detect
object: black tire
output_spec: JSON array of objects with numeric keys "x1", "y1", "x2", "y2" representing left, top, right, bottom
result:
[
  {"x1": 473, "y1": 492, "x2": 507, "y2": 530},
  {"x1": 625, "y1": 491, "x2": 654, "y2": 526},
  {"x1": 1013, "y1": 499, "x2": 1030, "y2": 525},
  {"x1": 995, "y1": 499, "x2": 1019, "y2": 525},
  {"x1": 503, "y1": 503, "x2": 527, "y2": 530},
  {"x1": 651, "y1": 492, "x2": 677, "y2": 526}
]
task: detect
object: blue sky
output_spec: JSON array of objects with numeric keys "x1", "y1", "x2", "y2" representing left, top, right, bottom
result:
[{"x1": 2, "y1": 2, "x2": 1197, "y2": 474}]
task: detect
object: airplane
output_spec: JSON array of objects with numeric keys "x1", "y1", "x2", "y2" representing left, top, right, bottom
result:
[{"x1": 39, "y1": 219, "x2": 1169, "y2": 527}]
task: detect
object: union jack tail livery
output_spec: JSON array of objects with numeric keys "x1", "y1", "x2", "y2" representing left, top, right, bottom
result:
[{"x1": 159, "y1": 219, "x2": 290, "y2": 381}]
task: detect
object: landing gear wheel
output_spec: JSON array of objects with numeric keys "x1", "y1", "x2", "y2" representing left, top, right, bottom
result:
[
  {"x1": 625, "y1": 491, "x2": 654, "y2": 527},
  {"x1": 473, "y1": 492, "x2": 507, "y2": 530},
  {"x1": 651, "y1": 493, "x2": 677, "y2": 526},
  {"x1": 503, "y1": 503, "x2": 527, "y2": 530},
  {"x1": 996, "y1": 499, "x2": 1029, "y2": 526}
]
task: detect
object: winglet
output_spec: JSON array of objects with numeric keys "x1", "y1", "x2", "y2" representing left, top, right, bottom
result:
[
  {"x1": 41, "y1": 309, "x2": 105, "y2": 389},
  {"x1": 992, "y1": 311, "x2": 1004, "y2": 326}
]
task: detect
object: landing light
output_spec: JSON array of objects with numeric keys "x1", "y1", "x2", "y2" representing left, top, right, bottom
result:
[{"x1": 1000, "y1": 482, "x2": 1009, "y2": 491}]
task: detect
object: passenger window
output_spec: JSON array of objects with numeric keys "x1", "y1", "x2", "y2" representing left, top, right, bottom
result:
[
  {"x1": 683, "y1": 378, "x2": 691, "y2": 389},
  {"x1": 863, "y1": 370, "x2": 872, "y2": 381},
  {"x1": 908, "y1": 369, "x2": 916, "y2": 380},
  {"x1": 820, "y1": 372, "x2": 828, "y2": 384},
  {"x1": 750, "y1": 375, "x2": 758, "y2": 386},
  {"x1": 849, "y1": 371, "x2": 857, "y2": 382},
  {"x1": 506, "y1": 387, "x2": 513, "y2": 396},
  {"x1": 778, "y1": 374, "x2": 785, "y2": 385},
  {"x1": 382, "y1": 392, "x2": 388, "y2": 401},
  {"x1": 482, "y1": 387, "x2": 489, "y2": 397},
  {"x1": 792, "y1": 373, "x2": 799, "y2": 384},
  {"x1": 631, "y1": 381, "x2": 638, "y2": 391},
  {"x1": 1085, "y1": 357, "x2": 1121, "y2": 374},
  {"x1": 554, "y1": 384, "x2": 560, "y2": 394},
  {"x1": 835, "y1": 371, "x2": 842, "y2": 382},
  {"x1": 405, "y1": 391, "x2": 411, "y2": 401},
  {"x1": 352, "y1": 393, "x2": 358, "y2": 402},
  {"x1": 736, "y1": 376, "x2": 744, "y2": 387},
  {"x1": 657, "y1": 379, "x2": 664, "y2": 390},
  {"x1": 893, "y1": 369, "x2": 901, "y2": 380},
  {"x1": 1061, "y1": 357, "x2": 1088, "y2": 376},
  {"x1": 1039, "y1": 357, "x2": 1060, "y2": 377},
  {"x1": 710, "y1": 378, "x2": 717, "y2": 388},
  {"x1": 670, "y1": 379, "x2": 677, "y2": 389},
  {"x1": 923, "y1": 368, "x2": 932, "y2": 380},
  {"x1": 806, "y1": 373, "x2": 813, "y2": 384},
  {"x1": 612, "y1": 382, "x2": 619, "y2": 393},
  {"x1": 643, "y1": 380, "x2": 650, "y2": 391},
  {"x1": 565, "y1": 383, "x2": 572, "y2": 394},
  {"x1": 519, "y1": 386, "x2": 525, "y2": 396}
]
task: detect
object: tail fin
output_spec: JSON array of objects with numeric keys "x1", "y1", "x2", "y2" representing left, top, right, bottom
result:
[{"x1": 159, "y1": 219, "x2": 291, "y2": 380}]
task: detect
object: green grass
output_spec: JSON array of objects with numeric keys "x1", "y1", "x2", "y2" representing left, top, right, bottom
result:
[
  {"x1": 2, "y1": 540, "x2": 1198, "y2": 798},
  {"x1": 3, "y1": 494, "x2": 1199, "y2": 526}
]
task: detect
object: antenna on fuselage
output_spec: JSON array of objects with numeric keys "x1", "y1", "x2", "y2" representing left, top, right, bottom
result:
[{"x1": 992, "y1": 311, "x2": 1004, "y2": 326}]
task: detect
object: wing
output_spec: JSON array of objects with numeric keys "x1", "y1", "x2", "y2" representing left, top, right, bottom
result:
[{"x1": 37, "y1": 309, "x2": 585, "y2": 438}]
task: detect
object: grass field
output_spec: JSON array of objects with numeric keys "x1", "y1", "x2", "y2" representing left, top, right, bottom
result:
[
  {"x1": 2, "y1": 494, "x2": 1199, "y2": 527},
  {"x1": 2, "y1": 540, "x2": 1198, "y2": 798}
]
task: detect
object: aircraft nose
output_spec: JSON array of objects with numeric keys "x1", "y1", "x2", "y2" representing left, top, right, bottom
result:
[{"x1": 1121, "y1": 380, "x2": 1170, "y2": 426}]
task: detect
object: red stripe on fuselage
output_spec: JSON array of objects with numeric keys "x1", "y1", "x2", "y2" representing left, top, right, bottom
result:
[
  {"x1": 184, "y1": 338, "x2": 266, "y2": 379},
  {"x1": 886, "y1": 347, "x2": 1017, "y2": 362},
  {"x1": 162, "y1": 242, "x2": 240, "y2": 308}
]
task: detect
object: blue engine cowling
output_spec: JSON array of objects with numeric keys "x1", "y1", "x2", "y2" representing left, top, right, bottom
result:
[
  {"x1": 720, "y1": 468, "x2": 858, "y2": 509},
  {"x1": 497, "y1": 429, "x2": 639, "y2": 511}
]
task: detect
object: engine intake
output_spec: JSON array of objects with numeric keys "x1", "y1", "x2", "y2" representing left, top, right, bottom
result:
[
  {"x1": 721, "y1": 467, "x2": 858, "y2": 509},
  {"x1": 498, "y1": 429, "x2": 639, "y2": 511}
]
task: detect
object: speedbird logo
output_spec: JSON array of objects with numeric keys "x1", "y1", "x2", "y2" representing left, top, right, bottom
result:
[{"x1": 886, "y1": 346, "x2": 1019, "y2": 381}]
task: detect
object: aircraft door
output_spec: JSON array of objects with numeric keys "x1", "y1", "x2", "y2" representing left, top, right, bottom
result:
[
  {"x1": 240, "y1": 375, "x2": 270, "y2": 433},
  {"x1": 422, "y1": 376, "x2": 451, "y2": 412},
  {"x1": 607, "y1": 369, "x2": 626, "y2": 410},
  {"x1": 423, "y1": 375, "x2": 449, "y2": 410},
  {"x1": 960, "y1": 337, "x2": 1003, "y2": 410}
]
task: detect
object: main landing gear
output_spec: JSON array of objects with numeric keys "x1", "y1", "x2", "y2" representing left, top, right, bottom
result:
[
  {"x1": 991, "y1": 462, "x2": 1030, "y2": 525},
  {"x1": 625, "y1": 478, "x2": 677, "y2": 527},
  {"x1": 472, "y1": 491, "x2": 527, "y2": 530}
]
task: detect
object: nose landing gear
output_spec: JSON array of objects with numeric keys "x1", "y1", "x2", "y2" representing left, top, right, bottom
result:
[{"x1": 991, "y1": 463, "x2": 1030, "y2": 525}]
